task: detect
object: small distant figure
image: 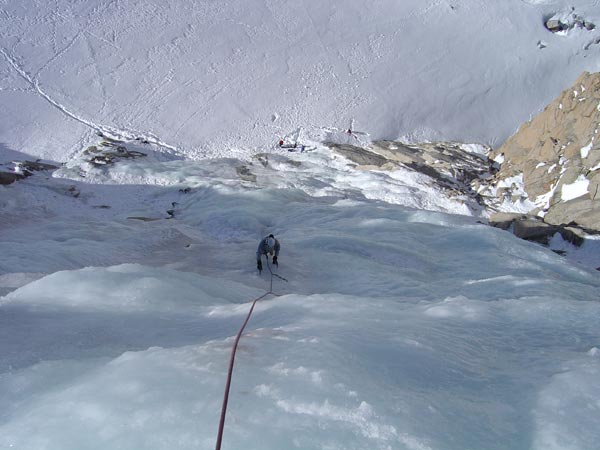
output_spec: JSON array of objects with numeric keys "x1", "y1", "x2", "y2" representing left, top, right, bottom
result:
[
  {"x1": 277, "y1": 139, "x2": 305, "y2": 152},
  {"x1": 256, "y1": 234, "x2": 280, "y2": 272},
  {"x1": 346, "y1": 128, "x2": 359, "y2": 141}
]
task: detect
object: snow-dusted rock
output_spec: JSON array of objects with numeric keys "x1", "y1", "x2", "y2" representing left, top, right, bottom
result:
[
  {"x1": 0, "y1": 160, "x2": 57, "y2": 185},
  {"x1": 490, "y1": 71, "x2": 600, "y2": 232},
  {"x1": 327, "y1": 140, "x2": 495, "y2": 209},
  {"x1": 544, "y1": 10, "x2": 595, "y2": 34},
  {"x1": 545, "y1": 19, "x2": 567, "y2": 33},
  {"x1": 489, "y1": 212, "x2": 592, "y2": 247}
]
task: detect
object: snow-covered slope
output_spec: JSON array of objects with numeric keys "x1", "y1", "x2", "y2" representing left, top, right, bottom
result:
[{"x1": 1, "y1": 0, "x2": 600, "y2": 161}]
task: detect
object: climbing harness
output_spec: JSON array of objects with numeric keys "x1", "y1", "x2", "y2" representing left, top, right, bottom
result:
[{"x1": 215, "y1": 259, "x2": 287, "y2": 450}]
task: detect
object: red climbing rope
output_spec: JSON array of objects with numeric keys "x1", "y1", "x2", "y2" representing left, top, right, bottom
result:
[
  {"x1": 215, "y1": 259, "x2": 286, "y2": 450},
  {"x1": 215, "y1": 291, "x2": 271, "y2": 450}
]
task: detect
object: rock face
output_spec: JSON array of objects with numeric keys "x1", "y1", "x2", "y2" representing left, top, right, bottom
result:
[
  {"x1": 490, "y1": 71, "x2": 600, "y2": 232},
  {"x1": 327, "y1": 140, "x2": 496, "y2": 212},
  {"x1": 0, "y1": 160, "x2": 58, "y2": 185},
  {"x1": 82, "y1": 141, "x2": 146, "y2": 166},
  {"x1": 489, "y1": 212, "x2": 587, "y2": 246}
]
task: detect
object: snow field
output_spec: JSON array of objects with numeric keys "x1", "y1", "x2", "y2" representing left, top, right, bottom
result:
[{"x1": 2, "y1": 0, "x2": 600, "y2": 160}]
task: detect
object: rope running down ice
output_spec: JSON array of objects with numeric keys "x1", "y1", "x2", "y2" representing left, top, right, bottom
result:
[{"x1": 215, "y1": 259, "x2": 287, "y2": 450}]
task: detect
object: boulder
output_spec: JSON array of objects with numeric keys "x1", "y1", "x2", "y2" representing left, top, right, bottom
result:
[
  {"x1": 544, "y1": 13, "x2": 595, "y2": 33},
  {"x1": 545, "y1": 19, "x2": 566, "y2": 33},
  {"x1": 558, "y1": 226, "x2": 587, "y2": 246},
  {"x1": 489, "y1": 212, "x2": 525, "y2": 230},
  {"x1": 512, "y1": 218, "x2": 558, "y2": 244},
  {"x1": 0, "y1": 171, "x2": 25, "y2": 185},
  {"x1": 490, "y1": 213, "x2": 592, "y2": 247}
]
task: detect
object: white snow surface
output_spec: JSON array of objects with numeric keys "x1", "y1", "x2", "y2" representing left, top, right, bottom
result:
[
  {"x1": 1, "y1": 0, "x2": 600, "y2": 161},
  {"x1": 487, "y1": 173, "x2": 538, "y2": 213},
  {"x1": 580, "y1": 139, "x2": 593, "y2": 158},
  {"x1": 561, "y1": 174, "x2": 590, "y2": 201},
  {"x1": 1, "y1": 148, "x2": 600, "y2": 450}
]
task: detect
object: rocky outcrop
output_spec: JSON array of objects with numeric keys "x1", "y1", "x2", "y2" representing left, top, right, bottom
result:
[
  {"x1": 82, "y1": 141, "x2": 146, "y2": 166},
  {"x1": 489, "y1": 212, "x2": 587, "y2": 246},
  {"x1": 329, "y1": 140, "x2": 494, "y2": 194},
  {"x1": 545, "y1": 14, "x2": 595, "y2": 33},
  {"x1": 0, "y1": 171, "x2": 25, "y2": 185},
  {"x1": 0, "y1": 160, "x2": 58, "y2": 185},
  {"x1": 489, "y1": 71, "x2": 600, "y2": 232},
  {"x1": 235, "y1": 165, "x2": 257, "y2": 182},
  {"x1": 325, "y1": 140, "x2": 496, "y2": 213}
]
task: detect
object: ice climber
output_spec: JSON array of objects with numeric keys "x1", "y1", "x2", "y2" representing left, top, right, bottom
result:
[{"x1": 256, "y1": 234, "x2": 280, "y2": 272}]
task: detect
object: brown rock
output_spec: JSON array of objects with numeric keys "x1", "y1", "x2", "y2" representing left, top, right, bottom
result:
[{"x1": 491, "y1": 71, "x2": 600, "y2": 231}]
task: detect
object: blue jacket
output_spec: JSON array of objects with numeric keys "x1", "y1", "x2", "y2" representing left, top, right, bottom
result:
[{"x1": 256, "y1": 236, "x2": 280, "y2": 261}]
